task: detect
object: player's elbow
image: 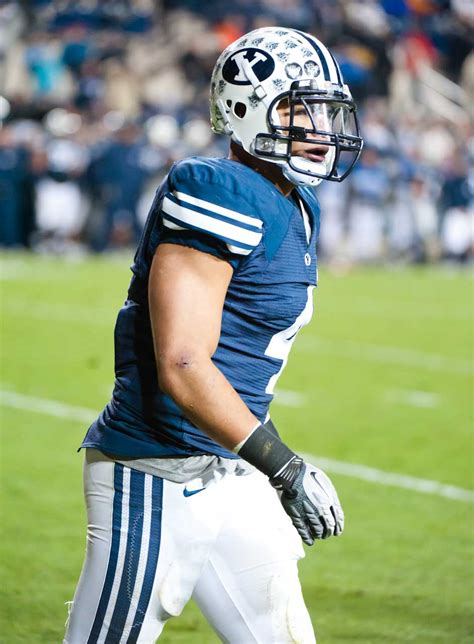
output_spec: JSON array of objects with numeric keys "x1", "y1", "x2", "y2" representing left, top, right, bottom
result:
[{"x1": 156, "y1": 350, "x2": 204, "y2": 397}]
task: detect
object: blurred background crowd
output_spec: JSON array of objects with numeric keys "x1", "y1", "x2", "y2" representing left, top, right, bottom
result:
[{"x1": 0, "y1": 0, "x2": 472, "y2": 263}]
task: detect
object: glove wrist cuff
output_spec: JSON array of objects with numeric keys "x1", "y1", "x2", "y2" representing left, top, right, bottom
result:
[{"x1": 270, "y1": 456, "x2": 304, "y2": 491}]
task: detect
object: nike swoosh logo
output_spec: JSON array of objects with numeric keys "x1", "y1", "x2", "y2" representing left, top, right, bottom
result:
[
  {"x1": 183, "y1": 487, "x2": 205, "y2": 497},
  {"x1": 310, "y1": 472, "x2": 329, "y2": 495}
]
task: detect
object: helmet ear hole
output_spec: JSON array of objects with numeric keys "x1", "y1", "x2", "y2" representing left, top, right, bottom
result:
[{"x1": 234, "y1": 102, "x2": 247, "y2": 119}]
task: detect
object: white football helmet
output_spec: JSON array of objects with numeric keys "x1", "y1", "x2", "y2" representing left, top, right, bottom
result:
[{"x1": 210, "y1": 27, "x2": 363, "y2": 186}]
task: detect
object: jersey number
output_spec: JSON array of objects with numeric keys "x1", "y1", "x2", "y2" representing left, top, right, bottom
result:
[{"x1": 264, "y1": 286, "x2": 314, "y2": 395}]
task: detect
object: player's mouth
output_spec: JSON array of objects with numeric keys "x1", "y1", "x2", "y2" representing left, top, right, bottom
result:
[{"x1": 296, "y1": 148, "x2": 328, "y2": 162}]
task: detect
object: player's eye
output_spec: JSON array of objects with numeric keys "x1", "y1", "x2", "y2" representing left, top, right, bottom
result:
[{"x1": 290, "y1": 107, "x2": 307, "y2": 118}]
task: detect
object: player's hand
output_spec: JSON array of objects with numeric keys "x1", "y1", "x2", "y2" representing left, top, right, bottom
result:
[
  {"x1": 236, "y1": 423, "x2": 344, "y2": 545},
  {"x1": 270, "y1": 457, "x2": 344, "y2": 546}
]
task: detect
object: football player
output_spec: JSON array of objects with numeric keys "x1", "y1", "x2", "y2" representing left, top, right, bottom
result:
[{"x1": 64, "y1": 27, "x2": 363, "y2": 643}]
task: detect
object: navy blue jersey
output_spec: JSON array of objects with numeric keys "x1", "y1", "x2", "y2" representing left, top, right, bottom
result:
[{"x1": 82, "y1": 157, "x2": 320, "y2": 459}]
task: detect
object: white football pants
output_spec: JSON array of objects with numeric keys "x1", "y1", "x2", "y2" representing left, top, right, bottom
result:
[{"x1": 64, "y1": 450, "x2": 316, "y2": 643}]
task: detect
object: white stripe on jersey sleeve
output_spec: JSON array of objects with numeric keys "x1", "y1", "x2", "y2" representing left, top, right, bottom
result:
[
  {"x1": 174, "y1": 190, "x2": 263, "y2": 229},
  {"x1": 162, "y1": 216, "x2": 254, "y2": 255},
  {"x1": 226, "y1": 243, "x2": 252, "y2": 255},
  {"x1": 162, "y1": 219, "x2": 253, "y2": 255},
  {"x1": 162, "y1": 196, "x2": 263, "y2": 248},
  {"x1": 162, "y1": 218, "x2": 186, "y2": 231}
]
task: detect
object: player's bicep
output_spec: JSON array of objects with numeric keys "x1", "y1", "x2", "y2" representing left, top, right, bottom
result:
[{"x1": 148, "y1": 243, "x2": 233, "y2": 367}]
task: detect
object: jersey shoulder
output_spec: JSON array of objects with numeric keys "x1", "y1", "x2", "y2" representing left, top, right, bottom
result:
[
  {"x1": 169, "y1": 156, "x2": 272, "y2": 207},
  {"x1": 166, "y1": 157, "x2": 294, "y2": 259},
  {"x1": 162, "y1": 157, "x2": 268, "y2": 256}
]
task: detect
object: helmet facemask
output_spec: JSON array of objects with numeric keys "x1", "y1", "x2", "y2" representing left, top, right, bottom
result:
[{"x1": 253, "y1": 80, "x2": 363, "y2": 185}]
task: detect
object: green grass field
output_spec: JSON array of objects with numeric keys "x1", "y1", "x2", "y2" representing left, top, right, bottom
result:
[{"x1": 1, "y1": 253, "x2": 473, "y2": 643}]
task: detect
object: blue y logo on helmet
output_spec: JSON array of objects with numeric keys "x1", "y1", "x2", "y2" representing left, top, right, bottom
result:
[{"x1": 222, "y1": 48, "x2": 275, "y2": 85}]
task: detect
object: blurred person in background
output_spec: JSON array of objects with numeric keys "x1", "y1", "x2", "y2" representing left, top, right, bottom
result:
[
  {"x1": 441, "y1": 203, "x2": 473, "y2": 262},
  {"x1": 33, "y1": 109, "x2": 90, "y2": 253},
  {"x1": 439, "y1": 148, "x2": 473, "y2": 262},
  {"x1": 0, "y1": 125, "x2": 35, "y2": 247},
  {"x1": 346, "y1": 145, "x2": 392, "y2": 262},
  {"x1": 87, "y1": 121, "x2": 161, "y2": 251},
  {"x1": 408, "y1": 171, "x2": 441, "y2": 262},
  {"x1": 61, "y1": 25, "x2": 92, "y2": 80},
  {"x1": 24, "y1": 31, "x2": 75, "y2": 103}
]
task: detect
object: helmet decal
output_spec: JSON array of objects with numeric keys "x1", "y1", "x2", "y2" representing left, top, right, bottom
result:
[
  {"x1": 264, "y1": 41, "x2": 279, "y2": 52},
  {"x1": 248, "y1": 92, "x2": 260, "y2": 109},
  {"x1": 285, "y1": 63, "x2": 303, "y2": 80},
  {"x1": 222, "y1": 48, "x2": 275, "y2": 86},
  {"x1": 304, "y1": 61, "x2": 321, "y2": 78}
]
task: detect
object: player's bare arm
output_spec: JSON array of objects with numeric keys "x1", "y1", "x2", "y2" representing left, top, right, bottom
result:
[
  {"x1": 149, "y1": 242, "x2": 259, "y2": 449},
  {"x1": 149, "y1": 243, "x2": 344, "y2": 546}
]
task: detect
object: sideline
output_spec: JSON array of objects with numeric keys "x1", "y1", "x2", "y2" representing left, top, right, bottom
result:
[{"x1": 2, "y1": 388, "x2": 472, "y2": 503}]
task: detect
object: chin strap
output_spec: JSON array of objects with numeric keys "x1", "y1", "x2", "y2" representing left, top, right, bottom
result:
[
  {"x1": 241, "y1": 58, "x2": 273, "y2": 109},
  {"x1": 216, "y1": 98, "x2": 233, "y2": 136}
]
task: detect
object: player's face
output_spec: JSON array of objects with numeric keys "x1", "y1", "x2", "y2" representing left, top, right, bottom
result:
[{"x1": 277, "y1": 99, "x2": 331, "y2": 163}]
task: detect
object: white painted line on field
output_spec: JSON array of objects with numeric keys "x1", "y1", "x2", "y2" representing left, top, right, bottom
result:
[
  {"x1": 1, "y1": 390, "x2": 96, "y2": 424},
  {"x1": 0, "y1": 261, "x2": 68, "y2": 282},
  {"x1": 297, "y1": 336, "x2": 473, "y2": 376},
  {"x1": 301, "y1": 453, "x2": 474, "y2": 503},
  {"x1": 385, "y1": 389, "x2": 440, "y2": 409},
  {"x1": 274, "y1": 389, "x2": 306, "y2": 407},
  {"x1": 2, "y1": 388, "x2": 473, "y2": 503}
]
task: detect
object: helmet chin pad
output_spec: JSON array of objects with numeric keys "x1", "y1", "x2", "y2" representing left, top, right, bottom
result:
[
  {"x1": 282, "y1": 157, "x2": 324, "y2": 186},
  {"x1": 250, "y1": 137, "x2": 330, "y2": 186}
]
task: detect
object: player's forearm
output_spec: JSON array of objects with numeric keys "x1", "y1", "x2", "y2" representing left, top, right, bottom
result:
[
  {"x1": 158, "y1": 354, "x2": 258, "y2": 450},
  {"x1": 158, "y1": 350, "x2": 344, "y2": 545}
]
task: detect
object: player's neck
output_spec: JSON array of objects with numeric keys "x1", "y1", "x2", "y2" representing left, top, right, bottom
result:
[{"x1": 228, "y1": 143, "x2": 295, "y2": 197}]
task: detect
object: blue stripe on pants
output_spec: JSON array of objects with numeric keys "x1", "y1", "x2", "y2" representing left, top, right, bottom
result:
[
  {"x1": 105, "y1": 469, "x2": 146, "y2": 642},
  {"x1": 126, "y1": 476, "x2": 163, "y2": 643},
  {"x1": 87, "y1": 463, "x2": 124, "y2": 644}
]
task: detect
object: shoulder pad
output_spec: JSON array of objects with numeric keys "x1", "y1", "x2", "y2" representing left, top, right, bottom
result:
[{"x1": 162, "y1": 158, "x2": 263, "y2": 256}]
